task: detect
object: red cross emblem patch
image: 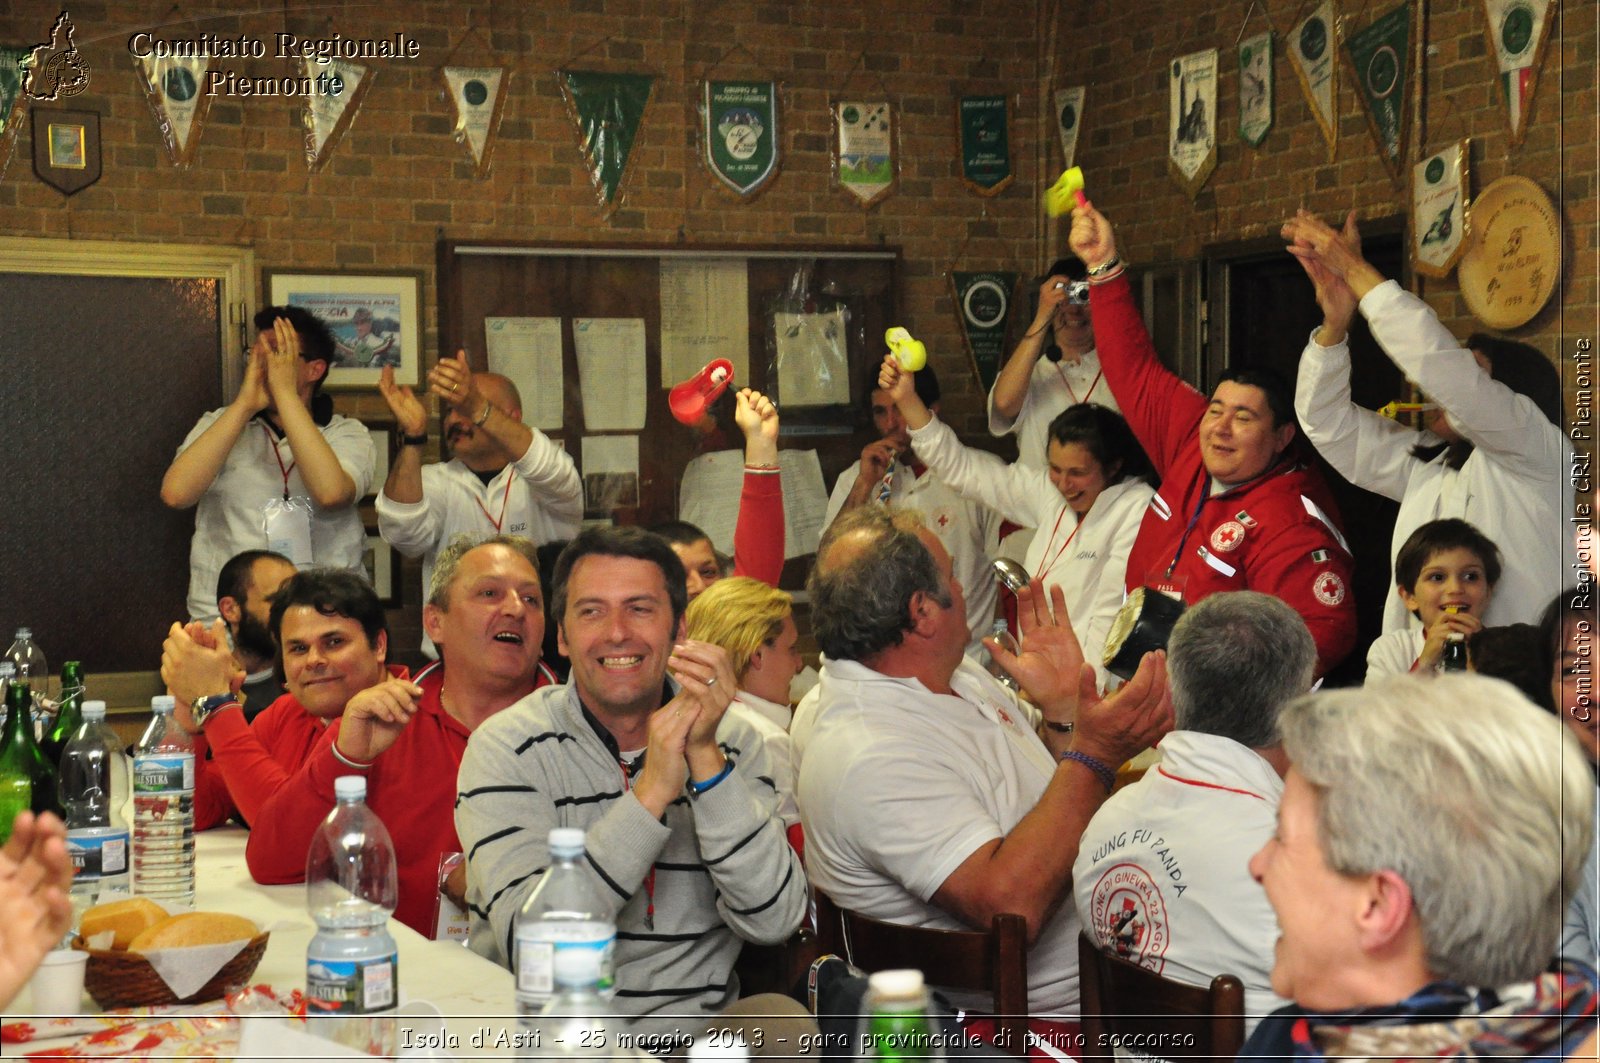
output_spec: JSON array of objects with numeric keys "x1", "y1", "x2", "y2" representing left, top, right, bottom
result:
[
  {"x1": 1210, "y1": 520, "x2": 1246, "y2": 553},
  {"x1": 1313, "y1": 571, "x2": 1347, "y2": 606}
]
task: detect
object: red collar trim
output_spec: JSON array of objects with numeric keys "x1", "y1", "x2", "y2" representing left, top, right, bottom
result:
[{"x1": 1156, "y1": 764, "x2": 1266, "y2": 801}]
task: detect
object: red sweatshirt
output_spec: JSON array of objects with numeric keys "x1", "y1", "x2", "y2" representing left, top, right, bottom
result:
[
  {"x1": 733, "y1": 466, "x2": 784, "y2": 585},
  {"x1": 1090, "y1": 272, "x2": 1358, "y2": 677},
  {"x1": 244, "y1": 661, "x2": 552, "y2": 936}
]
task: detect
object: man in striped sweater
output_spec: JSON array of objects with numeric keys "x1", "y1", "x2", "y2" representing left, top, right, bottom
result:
[{"x1": 456, "y1": 526, "x2": 806, "y2": 1035}]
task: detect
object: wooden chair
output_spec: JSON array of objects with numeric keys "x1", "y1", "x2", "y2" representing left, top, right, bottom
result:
[
  {"x1": 1077, "y1": 931, "x2": 1245, "y2": 1063},
  {"x1": 813, "y1": 889, "x2": 1030, "y2": 1057}
]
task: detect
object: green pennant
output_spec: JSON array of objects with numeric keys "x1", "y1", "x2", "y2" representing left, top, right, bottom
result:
[
  {"x1": 950, "y1": 271, "x2": 1018, "y2": 390},
  {"x1": 558, "y1": 70, "x2": 654, "y2": 215},
  {"x1": 704, "y1": 80, "x2": 779, "y2": 197},
  {"x1": 1344, "y1": 3, "x2": 1412, "y2": 182},
  {"x1": 0, "y1": 46, "x2": 29, "y2": 181},
  {"x1": 958, "y1": 95, "x2": 1012, "y2": 195}
]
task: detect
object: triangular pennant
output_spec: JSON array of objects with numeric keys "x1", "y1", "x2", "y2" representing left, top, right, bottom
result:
[
  {"x1": 1238, "y1": 32, "x2": 1274, "y2": 146},
  {"x1": 958, "y1": 95, "x2": 1012, "y2": 195},
  {"x1": 1344, "y1": 2, "x2": 1411, "y2": 183},
  {"x1": 1290, "y1": 1, "x2": 1339, "y2": 160},
  {"x1": 833, "y1": 99, "x2": 894, "y2": 207},
  {"x1": 703, "y1": 80, "x2": 780, "y2": 198},
  {"x1": 1054, "y1": 86, "x2": 1085, "y2": 167},
  {"x1": 557, "y1": 69, "x2": 654, "y2": 217},
  {"x1": 442, "y1": 66, "x2": 508, "y2": 178},
  {"x1": 1482, "y1": 0, "x2": 1554, "y2": 145},
  {"x1": 301, "y1": 57, "x2": 371, "y2": 172},
  {"x1": 0, "y1": 45, "x2": 30, "y2": 181},
  {"x1": 1411, "y1": 139, "x2": 1469, "y2": 278},
  {"x1": 949, "y1": 271, "x2": 1018, "y2": 391},
  {"x1": 1168, "y1": 49, "x2": 1218, "y2": 197},
  {"x1": 133, "y1": 54, "x2": 212, "y2": 168}
]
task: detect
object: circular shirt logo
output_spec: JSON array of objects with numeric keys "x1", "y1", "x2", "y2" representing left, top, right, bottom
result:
[
  {"x1": 1314, "y1": 571, "x2": 1347, "y2": 606},
  {"x1": 1089, "y1": 863, "x2": 1170, "y2": 972},
  {"x1": 1210, "y1": 521, "x2": 1246, "y2": 553}
]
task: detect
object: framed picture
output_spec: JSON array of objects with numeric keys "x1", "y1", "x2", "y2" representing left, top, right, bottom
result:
[
  {"x1": 264, "y1": 268, "x2": 423, "y2": 389},
  {"x1": 364, "y1": 422, "x2": 393, "y2": 499},
  {"x1": 362, "y1": 530, "x2": 400, "y2": 607},
  {"x1": 31, "y1": 108, "x2": 101, "y2": 195}
]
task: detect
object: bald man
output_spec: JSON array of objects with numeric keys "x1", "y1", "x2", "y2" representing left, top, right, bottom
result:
[{"x1": 378, "y1": 351, "x2": 582, "y2": 656}]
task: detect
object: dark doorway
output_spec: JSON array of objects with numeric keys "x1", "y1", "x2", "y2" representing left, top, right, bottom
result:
[{"x1": 1205, "y1": 221, "x2": 1409, "y2": 687}]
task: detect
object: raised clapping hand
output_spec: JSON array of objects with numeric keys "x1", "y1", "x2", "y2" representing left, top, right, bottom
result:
[
  {"x1": 428, "y1": 350, "x2": 481, "y2": 416},
  {"x1": 234, "y1": 339, "x2": 271, "y2": 415},
  {"x1": 1282, "y1": 209, "x2": 1364, "y2": 336},
  {"x1": 161, "y1": 619, "x2": 245, "y2": 733},
  {"x1": 1281, "y1": 208, "x2": 1384, "y2": 300},
  {"x1": 0, "y1": 811, "x2": 73, "y2": 1011},
  {"x1": 1074, "y1": 647, "x2": 1174, "y2": 769},
  {"x1": 1067, "y1": 197, "x2": 1118, "y2": 271},
  {"x1": 334, "y1": 676, "x2": 425, "y2": 764},
  {"x1": 984, "y1": 581, "x2": 1095, "y2": 731},
  {"x1": 632, "y1": 641, "x2": 738, "y2": 816},
  {"x1": 378, "y1": 365, "x2": 428, "y2": 438},
  {"x1": 262, "y1": 317, "x2": 306, "y2": 406}
]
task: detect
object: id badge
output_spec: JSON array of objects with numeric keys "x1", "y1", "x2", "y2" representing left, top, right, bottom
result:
[
  {"x1": 1143, "y1": 570, "x2": 1187, "y2": 601},
  {"x1": 263, "y1": 497, "x2": 314, "y2": 566},
  {"x1": 433, "y1": 852, "x2": 471, "y2": 944}
]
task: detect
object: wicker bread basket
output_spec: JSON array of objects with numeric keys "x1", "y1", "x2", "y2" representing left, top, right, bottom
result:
[{"x1": 74, "y1": 932, "x2": 269, "y2": 1010}]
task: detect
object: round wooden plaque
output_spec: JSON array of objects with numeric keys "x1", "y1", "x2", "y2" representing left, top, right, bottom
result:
[{"x1": 1457, "y1": 175, "x2": 1561, "y2": 329}]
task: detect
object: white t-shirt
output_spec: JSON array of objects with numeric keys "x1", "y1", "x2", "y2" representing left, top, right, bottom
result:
[
  {"x1": 729, "y1": 689, "x2": 797, "y2": 827},
  {"x1": 177, "y1": 410, "x2": 373, "y2": 621},
  {"x1": 1073, "y1": 730, "x2": 1291, "y2": 1034},
  {"x1": 986, "y1": 349, "x2": 1120, "y2": 471},
  {"x1": 1366, "y1": 627, "x2": 1426, "y2": 679},
  {"x1": 796, "y1": 656, "x2": 1078, "y2": 1016}
]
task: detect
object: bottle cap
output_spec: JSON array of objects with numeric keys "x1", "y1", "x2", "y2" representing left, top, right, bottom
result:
[
  {"x1": 548, "y1": 827, "x2": 585, "y2": 854},
  {"x1": 867, "y1": 968, "x2": 926, "y2": 1000},
  {"x1": 82, "y1": 700, "x2": 107, "y2": 720},
  {"x1": 15, "y1": 627, "x2": 30, "y2": 638},
  {"x1": 150, "y1": 695, "x2": 176, "y2": 713},
  {"x1": 334, "y1": 776, "x2": 368, "y2": 800}
]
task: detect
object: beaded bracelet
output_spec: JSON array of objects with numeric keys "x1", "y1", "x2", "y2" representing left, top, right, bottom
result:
[{"x1": 1059, "y1": 749, "x2": 1116, "y2": 793}]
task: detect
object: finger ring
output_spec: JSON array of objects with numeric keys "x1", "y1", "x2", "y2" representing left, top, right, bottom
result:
[{"x1": 704, "y1": 676, "x2": 718, "y2": 688}]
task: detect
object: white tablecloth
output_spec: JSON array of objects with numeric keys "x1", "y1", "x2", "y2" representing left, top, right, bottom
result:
[{"x1": 4, "y1": 826, "x2": 519, "y2": 1058}]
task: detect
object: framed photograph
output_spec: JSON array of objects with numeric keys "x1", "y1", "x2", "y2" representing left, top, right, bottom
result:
[
  {"x1": 264, "y1": 268, "x2": 423, "y2": 389},
  {"x1": 48, "y1": 121, "x2": 85, "y2": 168},
  {"x1": 31, "y1": 108, "x2": 101, "y2": 195},
  {"x1": 362, "y1": 531, "x2": 399, "y2": 607}
]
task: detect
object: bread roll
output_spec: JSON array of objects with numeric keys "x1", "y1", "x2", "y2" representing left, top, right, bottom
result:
[
  {"x1": 80, "y1": 897, "x2": 167, "y2": 949},
  {"x1": 128, "y1": 912, "x2": 259, "y2": 952}
]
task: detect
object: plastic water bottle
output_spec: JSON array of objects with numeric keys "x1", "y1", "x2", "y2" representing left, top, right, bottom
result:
[
  {"x1": 132, "y1": 695, "x2": 195, "y2": 905},
  {"x1": 58, "y1": 700, "x2": 132, "y2": 911},
  {"x1": 526, "y1": 975, "x2": 613, "y2": 1060},
  {"x1": 5, "y1": 628, "x2": 48, "y2": 736},
  {"x1": 305, "y1": 776, "x2": 399, "y2": 1056},
  {"x1": 515, "y1": 828, "x2": 616, "y2": 1029},
  {"x1": 983, "y1": 619, "x2": 1020, "y2": 690},
  {"x1": 858, "y1": 969, "x2": 943, "y2": 1061}
]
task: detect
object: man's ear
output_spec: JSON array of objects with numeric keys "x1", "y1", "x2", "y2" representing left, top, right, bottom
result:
[
  {"x1": 908, "y1": 590, "x2": 940, "y2": 637},
  {"x1": 218, "y1": 596, "x2": 242, "y2": 625},
  {"x1": 373, "y1": 629, "x2": 389, "y2": 664},
  {"x1": 422, "y1": 604, "x2": 444, "y2": 646},
  {"x1": 1273, "y1": 421, "x2": 1297, "y2": 455}
]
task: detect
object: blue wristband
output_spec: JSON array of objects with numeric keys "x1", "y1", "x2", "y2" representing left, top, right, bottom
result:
[
  {"x1": 687, "y1": 758, "x2": 734, "y2": 797},
  {"x1": 1060, "y1": 750, "x2": 1116, "y2": 793}
]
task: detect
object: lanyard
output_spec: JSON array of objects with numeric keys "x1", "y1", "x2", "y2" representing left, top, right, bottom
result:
[
  {"x1": 616, "y1": 756, "x2": 657, "y2": 930},
  {"x1": 1035, "y1": 504, "x2": 1084, "y2": 581},
  {"x1": 1053, "y1": 359, "x2": 1103, "y2": 406},
  {"x1": 1166, "y1": 466, "x2": 1212, "y2": 577},
  {"x1": 260, "y1": 423, "x2": 296, "y2": 501},
  {"x1": 474, "y1": 473, "x2": 515, "y2": 532}
]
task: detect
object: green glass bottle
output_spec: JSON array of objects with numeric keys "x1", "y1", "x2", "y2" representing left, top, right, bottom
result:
[
  {"x1": 860, "y1": 970, "x2": 942, "y2": 1062},
  {"x1": 0, "y1": 672, "x2": 62, "y2": 821},
  {"x1": 0, "y1": 667, "x2": 29, "y2": 844},
  {"x1": 39, "y1": 660, "x2": 85, "y2": 771}
]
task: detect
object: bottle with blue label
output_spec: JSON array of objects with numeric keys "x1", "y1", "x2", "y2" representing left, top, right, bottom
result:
[
  {"x1": 515, "y1": 827, "x2": 616, "y2": 1034},
  {"x1": 58, "y1": 699, "x2": 132, "y2": 909},
  {"x1": 306, "y1": 775, "x2": 399, "y2": 1056},
  {"x1": 132, "y1": 695, "x2": 195, "y2": 905}
]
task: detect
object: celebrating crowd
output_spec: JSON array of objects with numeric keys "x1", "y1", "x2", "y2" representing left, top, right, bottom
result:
[{"x1": 2, "y1": 201, "x2": 1590, "y2": 1060}]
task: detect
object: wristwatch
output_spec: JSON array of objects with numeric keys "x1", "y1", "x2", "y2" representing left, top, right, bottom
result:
[{"x1": 190, "y1": 693, "x2": 238, "y2": 730}]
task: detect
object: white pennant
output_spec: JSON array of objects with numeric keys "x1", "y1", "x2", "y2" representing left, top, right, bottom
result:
[
  {"x1": 302, "y1": 57, "x2": 369, "y2": 170},
  {"x1": 442, "y1": 66, "x2": 507, "y2": 175},
  {"x1": 135, "y1": 54, "x2": 212, "y2": 166}
]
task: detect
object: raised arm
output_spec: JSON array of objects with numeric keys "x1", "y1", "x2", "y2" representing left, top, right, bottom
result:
[
  {"x1": 1071, "y1": 201, "x2": 1204, "y2": 475},
  {"x1": 160, "y1": 343, "x2": 269, "y2": 509},
  {"x1": 263, "y1": 319, "x2": 359, "y2": 509},
  {"x1": 431, "y1": 350, "x2": 536, "y2": 462},
  {"x1": 989, "y1": 277, "x2": 1070, "y2": 427},
  {"x1": 732, "y1": 388, "x2": 785, "y2": 583}
]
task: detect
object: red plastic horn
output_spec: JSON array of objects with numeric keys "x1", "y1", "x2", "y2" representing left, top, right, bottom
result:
[{"x1": 668, "y1": 358, "x2": 736, "y2": 425}]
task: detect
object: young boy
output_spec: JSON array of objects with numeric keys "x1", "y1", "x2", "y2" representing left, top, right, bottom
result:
[{"x1": 1366, "y1": 518, "x2": 1502, "y2": 678}]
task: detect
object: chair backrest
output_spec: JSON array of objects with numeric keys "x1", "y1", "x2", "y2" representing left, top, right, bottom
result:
[
  {"x1": 1077, "y1": 931, "x2": 1245, "y2": 1063},
  {"x1": 814, "y1": 890, "x2": 1029, "y2": 1056}
]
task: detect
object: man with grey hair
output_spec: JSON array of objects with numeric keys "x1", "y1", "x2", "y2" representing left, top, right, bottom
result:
[
  {"x1": 1073, "y1": 591, "x2": 1315, "y2": 1033},
  {"x1": 1242, "y1": 674, "x2": 1596, "y2": 1060},
  {"x1": 795, "y1": 505, "x2": 1173, "y2": 1046},
  {"x1": 378, "y1": 350, "x2": 582, "y2": 656}
]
